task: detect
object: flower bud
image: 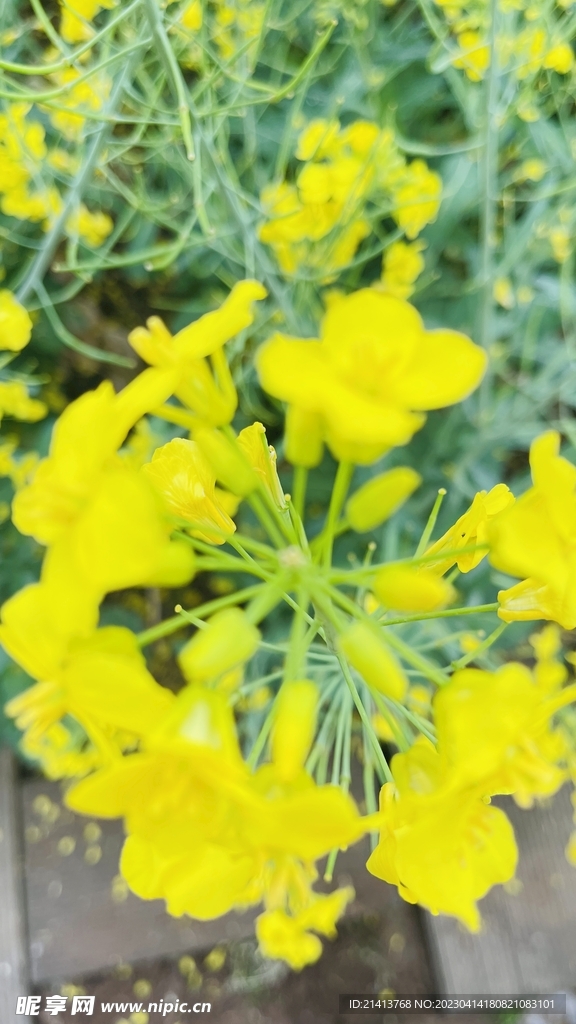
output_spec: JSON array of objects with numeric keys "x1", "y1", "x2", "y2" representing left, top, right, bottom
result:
[
  {"x1": 374, "y1": 564, "x2": 455, "y2": 612},
  {"x1": 194, "y1": 427, "x2": 258, "y2": 496},
  {"x1": 178, "y1": 608, "x2": 260, "y2": 683},
  {"x1": 271, "y1": 679, "x2": 319, "y2": 782},
  {"x1": 338, "y1": 622, "x2": 407, "y2": 701},
  {"x1": 346, "y1": 467, "x2": 421, "y2": 532},
  {"x1": 237, "y1": 422, "x2": 286, "y2": 508}
]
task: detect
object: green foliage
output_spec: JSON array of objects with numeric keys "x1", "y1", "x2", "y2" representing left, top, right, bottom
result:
[{"x1": 1, "y1": 0, "x2": 576, "y2": 744}]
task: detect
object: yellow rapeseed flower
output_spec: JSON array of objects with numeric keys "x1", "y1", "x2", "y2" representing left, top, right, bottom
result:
[
  {"x1": 367, "y1": 737, "x2": 518, "y2": 931},
  {"x1": 381, "y1": 240, "x2": 426, "y2": 299},
  {"x1": 425, "y1": 483, "x2": 514, "y2": 575},
  {"x1": 66, "y1": 205, "x2": 114, "y2": 248},
  {"x1": 1, "y1": 578, "x2": 174, "y2": 761},
  {"x1": 490, "y1": 431, "x2": 576, "y2": 628},
  {"x1": 48, "y1": 68, "x2": 109, "y2": 140},
  {"x1": 66, "y1": 681, "x2": 368, "y2": 966},
  {"x1": 390, "y1": 161, "x2": 442, "y2": 239},
  {"x1": 58, "y1": 0, "x2": 115, "y2": 44},
  {"x1": 434, "y1": 661, "x2": 570, "y2": 807},
  {"x1": 0, "y1": 381, "x2": 47, "y2": 424},
  {"x1": 257, "y1": 289, "x2": 486, "y2": 466},
  {"x1": 453, "y1": 31, "x2": 491, "y2": 81},
  {"x1": 12, "y1": 377, "x2": 195, "y2": 595},
  {"x1": 128, "y1": 281, "x2": 266, "y2": 424},
  {"x1": 143, "y1": 437, "x2": 237, "y2": 544}
]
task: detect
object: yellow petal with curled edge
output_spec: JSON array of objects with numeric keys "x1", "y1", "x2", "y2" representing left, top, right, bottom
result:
[
  {"x1": 374, "y1": 564, "x2": 455, "y2": 612},
  {"x1": 271, "y1": 680, "x2": 318, "y2": 782},
  {"x1": 237, "y1": 422, "x2": 286, "y2": 508},
  {"x1": 297, "y1": 886, "x2": 355, "y2": 937},
  {"x1": 346, "y1": 466, "x2": 421, "y2": 532},
  {"x1": 65, "y1": 755, "x2": 158, "y2": 818},
  {"x1": 393, "y1": 797, "x2": 517, "y2": 931},
  {"x1": 338, "y1": 621, "x2": 407, "y2": 701},
  {"x1": 143, "y1": 437, "x2": 236, "y2": 544}
]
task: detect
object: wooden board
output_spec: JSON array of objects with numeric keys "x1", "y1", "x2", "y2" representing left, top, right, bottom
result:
[
  {"x1": 0, "y1": 749, "x2": 31, "y2": 1024},
  {"x1": 424, "y1": 788, "x2": 576, "y2": 994}
]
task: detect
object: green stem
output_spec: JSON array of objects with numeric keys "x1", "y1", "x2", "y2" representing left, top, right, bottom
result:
[
  {"x1": 2, "y1": 0, "x2": 141, "y2": 74},
  {"x1": 136, "y1": 584, "x2": 265, "y2": 646},
  {"x1": 248, "y1": 492, "x2": 285, "y2": 549},
  {"x1": 450, "y1": 621, "x2": 508, "y2": 670},
  {"x1": 292, "y1": 465, "x2": 308, "y2": 521},
  {"x1": 362, "y1": 718, "x2": 379, "y2": 852},
  {"x1": 371, "y1": 690, "x2": 410, "y2": 751},
  {"x1": 35, "y1": 281, "x2": 135, "y2": 369},
  {"x1": 479, "y1": 0, "x2": 499, "y2": 355},
  {"x1": 336, "y1": 652, "x2": 393, "y2": 784},
  {"x1": 246, "y1": 701, "x2": 276, "y2": 770},
  {"x1": 323, "y1": 582, "x2": 450, "y2": 686},
  {"x1": 17, "y1": 65, "x2": 132, "y2": 305},
  {"x1": 322, "y1": 462, "x2": 353, "y2": 567},
  {"x1": 283, "y1": 588, "x2": 311, "y2": 681},
  {"x1": 376, "y1": 602, "x2": 500, "y2": 627},
  {"x1": 415, "y1": 488, "x2": 447, "y2": 556},
  {"x1": 143, "y1": 0, "x2": 195, "y2": 160}
]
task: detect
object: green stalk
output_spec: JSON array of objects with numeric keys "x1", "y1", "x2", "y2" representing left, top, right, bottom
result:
[
  {"x1": 136, "y1": 583, "x2": 265, "y2": 646},
  {"x1": 322, "y1": 462, "x2": 354, "y2": 567},
  {"x1": 143, "y1": 0, "x2": 195, "y2": 160},
  {"x1": 322, "y1": 581, "x2": 450, "y2": 686},
  {"x1": 246, "y1": 701, "x2": 276, "y2": 769},
  {"x1": 375, "y1": 603, "x2": 500, "y2": 627},
  {"x1": 17, "y1": 65, "x2": 132, "y2": 305},
  {"x1": 450, "y1": 621, "x2": 508, "y2": 670},
  {"x1": 479, "y1": 0, "x2": 500, "y2": 356},
  {"x1": 336, "y1": 652, "x2": 393, "y2": 784},
  {"x1": 415, "y1": 488, "x2": 447, "y2": 556},
  {"x1": 292, "y1": 465, "x2": 308, "y2": 521},
  {"x1": 248, "y1": 491, "x2": 286, "y2": 549}
]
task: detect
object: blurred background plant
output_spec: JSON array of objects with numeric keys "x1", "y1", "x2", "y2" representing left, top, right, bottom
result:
[{"x1": 1, "y1": 0, "x2": 575, "y2": 751}]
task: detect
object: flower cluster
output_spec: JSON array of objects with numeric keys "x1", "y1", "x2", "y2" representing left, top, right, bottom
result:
[
  {"x1": 0, "y1": 102, "x2": 112, "y2": 244},
  {"x1": 259, "y1": 119, "x2": 441, "y2": 278},
  {"x1": 1, "y1": 278, "x2": 576, "y2": 968},
  {"x1": 432, "y1": 0, "x2": 574, "y2": 120},
  {"x1": 0, "y1": 289, "x2": 47, "y2": 428}
]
